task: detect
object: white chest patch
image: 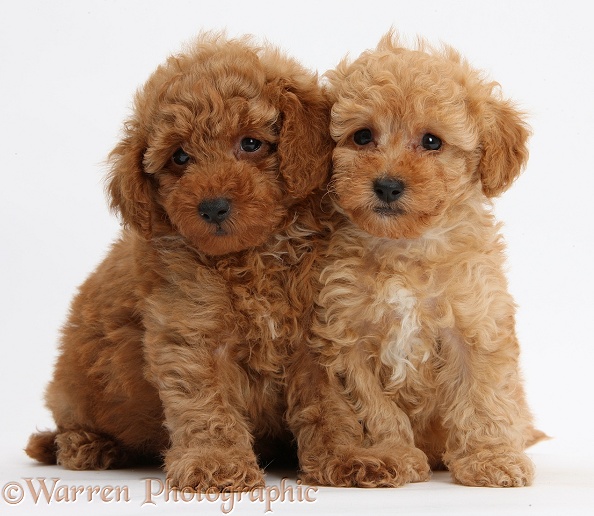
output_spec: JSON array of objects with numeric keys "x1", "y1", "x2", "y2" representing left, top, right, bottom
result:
[{"x1": 381, "y1": 285, "x2": 426, "y2": 382}]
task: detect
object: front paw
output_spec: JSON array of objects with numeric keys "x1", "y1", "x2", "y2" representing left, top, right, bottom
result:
[
  {"x1": 448, "y1": 448, "x2": 534, "y2": 487},
  {"x1": 300, "y1": 445, "x2": 430, "y2": 488},
  {"x1": 165, "y1": 447, "x2": 265, "y2": 492}
]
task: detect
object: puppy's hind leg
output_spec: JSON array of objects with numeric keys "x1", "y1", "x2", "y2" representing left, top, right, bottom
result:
[
  {"x1": 51, "y1": 429, "x2": 133, "y2": 470},
  {"x1": 26, "y1": 429, "x2": 126, "y2": 470}
]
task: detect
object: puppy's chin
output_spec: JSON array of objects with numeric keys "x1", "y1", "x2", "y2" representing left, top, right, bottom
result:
[
  {"x1": 193, "y1": 237, "x2": 263, "y2": 256},
  {"x1": 189, "y1": 226, "x2": 275, "y2": 256},
  {"x1": 341, "y1": 205, "x2": 431, "y2": 241}
]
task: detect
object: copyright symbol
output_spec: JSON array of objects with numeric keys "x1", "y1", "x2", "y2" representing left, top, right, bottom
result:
[{"x1": 2, "y1": 482, "x2": 24, "y2": 504}]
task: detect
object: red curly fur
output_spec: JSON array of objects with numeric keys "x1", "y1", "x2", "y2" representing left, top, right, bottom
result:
[{"x1": 26, "y1": 33, "x2": 335, "y2": 492}]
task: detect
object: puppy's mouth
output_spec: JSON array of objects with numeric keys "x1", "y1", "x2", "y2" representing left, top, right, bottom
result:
[
  {"x1": 212, "y1": 224, "x2": 228, "y2": 236},
  {"x1": 373, "y1": 205, "x2": 404, "y2": 217}
]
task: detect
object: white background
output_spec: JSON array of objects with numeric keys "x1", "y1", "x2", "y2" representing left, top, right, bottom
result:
[{"x1": 1, "y1": 0, "x2": 593, "y2": 514}]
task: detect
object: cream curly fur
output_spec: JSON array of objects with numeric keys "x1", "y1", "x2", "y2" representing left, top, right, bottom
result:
[{"x1": 287, "y1": 32, "x2": 546, "y2": 488}]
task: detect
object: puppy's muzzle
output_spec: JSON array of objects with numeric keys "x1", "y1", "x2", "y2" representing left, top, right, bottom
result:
[
  {"x1": 198, "y1": 198, "x2": 232, "y2": 224},
  {"x1": 373, "y1": 178, "x2": 405, "y2": 204}
]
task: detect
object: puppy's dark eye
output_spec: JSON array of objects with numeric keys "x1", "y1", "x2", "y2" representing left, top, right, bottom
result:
[
  {"x1": 421, "y1": 134, "x2": 442, "y2": 151},
  {"x1": 172, "y1": 148, "x2": 191, "y2": 166},
  {"x1": 353, "y1": 129, "x2": 374, "y2": 146},
  {"x1": 240, "y1": 137, "x2": 262, "y2": 153}
]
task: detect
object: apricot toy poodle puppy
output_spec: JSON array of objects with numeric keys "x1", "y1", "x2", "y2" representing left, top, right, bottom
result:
[
  {"x1": 25, "y1": 33, "x2": 334, "y2": 491},
  {"x1": 288, "y1": 32, "x2": 545, "y2": 488}
]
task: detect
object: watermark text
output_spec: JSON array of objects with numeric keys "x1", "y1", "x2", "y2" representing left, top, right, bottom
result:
[{"x1": 2, "y1": 477, "x2": 318, "y2": 513}]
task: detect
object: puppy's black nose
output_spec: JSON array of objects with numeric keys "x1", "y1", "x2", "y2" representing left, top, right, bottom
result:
[
  {"x1": 373, "y1": 178, "x2": 405, "y2": 204},
  {"x1": 198, "y1": 198, "x2": 231, "y2": 224}
]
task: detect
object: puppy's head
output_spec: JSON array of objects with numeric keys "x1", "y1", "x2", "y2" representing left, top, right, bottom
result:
[
  {"x1": 107, "y1": 33, "x2": 332, "y2": 255},
  {"x1": 326, "y1": 32, "x2": 530, "y2": 239}
]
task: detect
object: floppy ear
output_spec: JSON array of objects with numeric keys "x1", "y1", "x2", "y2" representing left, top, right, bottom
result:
[
  {"x1": 478, "y1": 97, "x2": 530, "y2": 197},
  {"x1": 106, "y1": 128, "x2": 154, "y2": 238},
  {"x1": 276, "y1": 82, "x2": 333, "y2": 201}
]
